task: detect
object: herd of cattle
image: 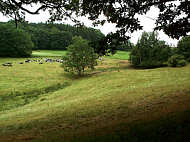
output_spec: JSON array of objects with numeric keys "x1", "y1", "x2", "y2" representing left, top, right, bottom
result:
[{"x1": 2, "y1": 58, "x2": 64, "y2": 67}]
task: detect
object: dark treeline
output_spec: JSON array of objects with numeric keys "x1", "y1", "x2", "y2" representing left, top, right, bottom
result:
[
  {"x1": 0, "y1": 23, "x2": 34, "y2": 57},
  {"x1": 0, "y1": 21, "x2": 105, "y2": 51}
]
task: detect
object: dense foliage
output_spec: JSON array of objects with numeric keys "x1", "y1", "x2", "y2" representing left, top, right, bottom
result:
[
  {"x1": 117, "y1": 41, "x2": 134, "y2": 51},
  {"x1": 17, "y1": 22, "x2": 105, "y2": 50},
  {"x1": 62, "y1": 36, "x2": 98, "y2": 76},
  {"x1": 0, "y1": 24, "x2": 33, "y2": 57},
  {"x1": 130, "y1": 32, "x2": 171, "y2": 68},
  {"x1": 168, "y1": 55, "x2": 187, "y2": 67},
  {"x1": 0, "y1": 21, "x2": 105, "y2": 51},
  {"x1": 177, "y1": 36, "x2": 190, "y2": 62}
]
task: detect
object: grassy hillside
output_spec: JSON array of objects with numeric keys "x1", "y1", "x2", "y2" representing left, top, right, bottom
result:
[{"x1": 0, "y1": 55, "x2": 190, "y2": 142}]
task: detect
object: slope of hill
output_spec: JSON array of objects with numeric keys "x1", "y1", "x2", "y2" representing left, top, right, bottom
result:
[{"x1": 0, "y1": 57, "x2": 190, "y2": 142}]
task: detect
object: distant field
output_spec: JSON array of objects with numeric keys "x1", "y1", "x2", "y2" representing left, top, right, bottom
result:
[
  {"x1": 32, "y1": 50, "x2": 130, "y2": 60},
  {"x1": 32, "y1": 50, "x2": 67, "y2": 57},
  {"x1": 106, "y1": 51, "x2": 130, "y2": 60},
  {"x1": 0, "y1": 54, "x2": 190, "y2": 142}
]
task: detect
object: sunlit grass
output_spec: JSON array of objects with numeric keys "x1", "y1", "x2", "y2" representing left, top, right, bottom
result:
[
  {"x1": 32, "y1": 50, "x2": 130, "y2": 60},
  {"x1": 32, "y1": 50, "x2": 67, "y2": 57},
  {"x1": 106, "y1": 51, "x2": 130, "y2": 60}
]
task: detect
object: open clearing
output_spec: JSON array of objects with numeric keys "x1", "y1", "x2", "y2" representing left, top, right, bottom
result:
[{"x1": 0, "y1": 52, "x2": 190, "y2": 142}]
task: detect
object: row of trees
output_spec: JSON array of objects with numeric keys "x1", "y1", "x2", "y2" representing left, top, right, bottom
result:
[
  {"x1": 17, "y1": 22, "x2": 105, "y2": 50},
  {"x1": 0, "y1": 22, "x2": 105, "y2": 57},
  {"x1": 130, "y1": 32, "x2": 190, "y2": 68}
]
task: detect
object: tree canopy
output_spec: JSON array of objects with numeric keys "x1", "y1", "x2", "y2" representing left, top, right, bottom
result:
[
  {"x1": 130, "y1": 31, "x2": 171, "y2": 68},
  {"x1": 62, "y1": 36, "x2": 98, "y2": 76},
  {"x1": 0, "y1": 21, "x2": 105, "y2": 51},
  {"x1": 0, "y1": 0, "x2": 189, "y2": 40},
  {"x1": 0, "y1": 23, "x2": 33, "y2": 57}
]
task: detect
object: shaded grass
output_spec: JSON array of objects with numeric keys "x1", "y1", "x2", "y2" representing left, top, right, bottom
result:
[{"x1": 70, "y1": 110, "x2": 190, "y2": 142}]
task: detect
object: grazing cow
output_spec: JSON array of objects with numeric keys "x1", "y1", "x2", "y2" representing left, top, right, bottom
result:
[
  {"x1": 25, "y1": 59, "x2": 32, "y2": 63},
  {"x1": 45, "y1": 58, "x2": 54, "y2": 63},
  {"x1": 56, "y1": 59, "x2": 63, "y2": 63},
  {"x1": 2, "y1": 63, "x2": 12, "y2": 67}
]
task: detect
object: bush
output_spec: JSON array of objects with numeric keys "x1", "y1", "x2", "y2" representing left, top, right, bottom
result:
[
  {"x1": 0, "y1": 24, "x2": 33, "y2": 57},
  {"x1": 130, "y1": 32, "x2": 171, "y2": 68},
  {"x1": 177, "y1": 35, "x2": 190, "y2": 62},
  {"x1": 178, "y1": 59, "x2": 187, "y2": 67},
  {"x1": 62, "y1": 36, "x2": 98, "y2": 76},
  {"x1": 168, "y1": 54, "x2": 187, "y2": 67}
]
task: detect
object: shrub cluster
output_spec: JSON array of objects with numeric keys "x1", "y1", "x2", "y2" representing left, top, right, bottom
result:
[
  {"x1": 168, "y1": 55, "x2": 187, "y2": 67},
  {"x1": 167, "y1": 35, "x2": 190, "y2": 67}
]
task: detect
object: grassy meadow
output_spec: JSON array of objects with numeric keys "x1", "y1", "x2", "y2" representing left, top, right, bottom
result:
[
  {"x1": 0, "y1": 50, "x2": 190, "y2": 142},
  {"x1": 32, "y1": 50, "x2": 67, "y2": 57},
  {"x1": 32, "y1": 50, "x2": 130, "y2": 60},
  {"x1": 106, "y1": 51, "x2": 130, "y2": 60}
]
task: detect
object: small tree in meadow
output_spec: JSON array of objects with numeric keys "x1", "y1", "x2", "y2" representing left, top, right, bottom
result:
[{"x1": 62, "y1": 36, "x2": 98, "y2": 76}]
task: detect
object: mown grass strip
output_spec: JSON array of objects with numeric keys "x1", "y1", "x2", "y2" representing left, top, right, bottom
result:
[{"x1": 32, "y1": 50, "x2": 67, "y2": 57}]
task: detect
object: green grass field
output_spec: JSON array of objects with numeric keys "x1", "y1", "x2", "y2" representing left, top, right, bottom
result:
[
  {"x1": 106, "y1": 51, "x2": 130, "y2": 60},
  {"x1": 32, "y1": 50, "x2": 67, "y2": 57},
  {"x1": 32, "y1": 50, "x2": 130, "y2": 60},
  {"x1": 0, "y1": 51, "x2": 190, "y2": 142}
]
